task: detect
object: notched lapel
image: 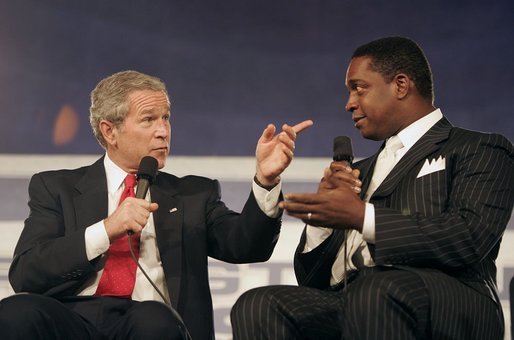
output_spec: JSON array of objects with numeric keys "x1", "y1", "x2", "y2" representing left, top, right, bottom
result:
[
  {"x1": 372, "y1": 118, "x2": 452, "y2": 199},
  {"x1": 357, "y1": 148, "x2": 382, "y2": 199},
  {"x1": 74, "y1": 158, "x2": 108, "y2": 230},
  {"x1": 151, "y1": 184, "x2": 183, "y2": 310}
]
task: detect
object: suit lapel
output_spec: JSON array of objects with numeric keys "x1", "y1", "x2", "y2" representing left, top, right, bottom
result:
[
  {"x1": 150, "y1": 176, "x2": 183, "y2": 310},
  {"x1": 74, "y1": 157, "x2": 108, "y2": 230},
  {"x1": 73, "y1": 160, "x2": 185, "y2": 309},
  {"x1": 371, "y1": 117, "x2": 452, "y2": 199},
  {"x1": 357, "y1": 148, "x2": 382, "y2": 198}
]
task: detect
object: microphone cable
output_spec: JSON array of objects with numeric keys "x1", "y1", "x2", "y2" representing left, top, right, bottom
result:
[
  {"x1": 128, "y1": 235, "x2": 192, "y2": 339},
  {"x1": 127, "y1": 233, "x2": 170, "y2": 305}
]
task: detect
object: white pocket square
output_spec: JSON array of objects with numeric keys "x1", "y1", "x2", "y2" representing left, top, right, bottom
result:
[{"x1": 417, "y1": 156, "x2": 446, "y2": 178}]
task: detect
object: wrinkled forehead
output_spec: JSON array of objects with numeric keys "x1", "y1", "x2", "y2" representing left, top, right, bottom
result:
[{"x1": 128, "y1": 90, "x2": 170, "y2": 114}]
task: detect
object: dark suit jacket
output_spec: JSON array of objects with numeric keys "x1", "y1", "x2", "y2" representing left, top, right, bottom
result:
[
  {"x1": 295, "y1": 118, "x2": 513, "y2": 328},
  {"x1": 9, "y1": 157, "x2": 282, "y2": 339}
]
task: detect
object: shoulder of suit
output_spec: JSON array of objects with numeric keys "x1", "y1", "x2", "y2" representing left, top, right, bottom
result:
[
  {"x1": 31, "y1": 164, "x2": 92, "y2": 182},
  {"x1": 156, "y1": 171, "x2": 218, "y2": 188},
  {"x1": 449, "y1": 127, "x2": 513, "y2": 150}
]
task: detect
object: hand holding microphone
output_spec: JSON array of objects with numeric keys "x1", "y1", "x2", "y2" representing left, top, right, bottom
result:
[
  {"x1": 318, "y1": 136, "x2": 361, "y2": 194},
  {"x1": 279, "y1": 136, "x2": 365, "y2": 231},
  {"x1": 104, "y1": 156, "x2": 159, "y2": 241}
]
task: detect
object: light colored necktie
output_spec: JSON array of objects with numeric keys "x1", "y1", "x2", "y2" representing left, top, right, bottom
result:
[
  {"x1": 95, "y1": 174, "x2": 140, "y2": 298},
  {"x1": 365, "y1": 135, "x2": 404, "y2": 200},
  {"x1": 334, "y1": 136, "x2": 404, "y2": 283}
]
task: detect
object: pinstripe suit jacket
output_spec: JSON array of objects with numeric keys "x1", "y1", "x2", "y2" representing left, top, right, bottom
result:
[{"x1": 295, "y1": 117, "x2": 513, "y2": 317}]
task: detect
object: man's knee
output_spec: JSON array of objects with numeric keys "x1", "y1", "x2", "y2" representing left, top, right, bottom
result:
[
  {"x1": 231, "y1": 287, "x2": 259, "y2": 316},
  {"x1": 0, "y1": 293, "x2": 87, "y2": 339},
  {"x1": 0, "y1": 294, "x2": 53, "y2": 323},
  {"x1": 342, "y1": 269, "x2": 430, "y2": 339},
  {"x1": 231, "y1": 285, "x2": 284, "y2": 321},
  {"x1": 126, "y1": 301, "x2": 189, "y2": 339},
  {"x1": 345, "y1": 269, "x2": 428, "y2": 312}
]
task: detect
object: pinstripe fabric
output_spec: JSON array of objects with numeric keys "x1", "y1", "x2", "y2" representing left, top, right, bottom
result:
[
  {"x1": 341, "y1": 267, "x2": 430, "y2": 340},
  {"x1": 231, "y1": 117, "x2": 513, "y2": 339},
  {"x1": 231, "y1": 285, "x2": 343, "y2": 339}
]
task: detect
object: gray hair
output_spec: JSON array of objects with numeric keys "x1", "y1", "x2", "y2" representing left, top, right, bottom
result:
[{"x1": 89, "y1": 70, "x2": 170, "y2": 148}]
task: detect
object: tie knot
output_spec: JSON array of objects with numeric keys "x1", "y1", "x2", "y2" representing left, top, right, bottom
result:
[
  {"x1": 124, "y1": 174, "x2": 137, "y2": 189},
  {"x1": 385, "y1": 135, "x2": 403, "y2": 153}
]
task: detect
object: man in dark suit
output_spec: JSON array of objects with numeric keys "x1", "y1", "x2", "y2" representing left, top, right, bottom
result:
[
  {"x1": 231, "y1": 36, "x2": 514, "y2": 339},
  {"x1": 0, "y1": 70, "x2": 313, "y2": 339}
]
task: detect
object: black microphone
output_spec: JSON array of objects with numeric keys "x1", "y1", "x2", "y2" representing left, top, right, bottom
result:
[
  {"x1": 127, "y1": 156, "x2": 175, "y2": 308},
  {"x1": 333, "y1": 136, "x2": 354, "y2": 164},
  {"x1": 332, "y1": 136, "x2": 354, "y2": 292},
  {"x1": 135, "y1": 156, "x2": 158, "y2": 199},
  {"x1": 127, "y1": 156, "x2": 158, "y2": 237}
]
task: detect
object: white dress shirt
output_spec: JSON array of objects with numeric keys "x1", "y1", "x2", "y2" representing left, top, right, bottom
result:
[
  {"x1": 78, "y1": 154, "x2": 281, "y2": 302},
  {"x1": 304, "y1": 109, "x2": 444, "y2": 285}
]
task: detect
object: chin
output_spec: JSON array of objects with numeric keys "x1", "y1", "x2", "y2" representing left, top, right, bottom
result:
[
  {"x1": 360, "y1": 130, "x2": 381, "y2": 141},
  {"x1": 147, "y1": 151, "x2": 168, "y2": 166},
  {"x1": 154, "y1": 155, "x2": 167, "y2": 169}
]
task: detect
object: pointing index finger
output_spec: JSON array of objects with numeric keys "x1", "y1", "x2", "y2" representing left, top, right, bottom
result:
[{"x1": 292, "y1": 120, "x2": 314, "y2": 135}]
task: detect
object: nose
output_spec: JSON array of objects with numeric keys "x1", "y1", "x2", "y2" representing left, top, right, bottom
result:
[
  {"x1": 345, "y1": 94, "x2": 357, "y2": 113},
  {"x1": 155, "y1": 119, "x2": 170, "y2": 138}
]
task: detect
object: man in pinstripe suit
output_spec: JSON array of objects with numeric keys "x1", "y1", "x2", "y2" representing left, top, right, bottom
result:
[{"x1": 231, "y1": 36, "x2": 514, "y2": 339}]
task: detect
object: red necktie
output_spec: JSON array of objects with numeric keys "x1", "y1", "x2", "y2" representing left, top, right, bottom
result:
[{"x1": 95, "y1": 174, "x2": 141, "y2": 298}]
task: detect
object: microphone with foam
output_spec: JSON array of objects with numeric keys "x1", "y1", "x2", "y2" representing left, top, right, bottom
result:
[
  {"x1": 333, "y1": 136, "x2": 354, "y2": 164},
  {"x1": 135, "y1": 156, "x2": 158, "y2": 199}
]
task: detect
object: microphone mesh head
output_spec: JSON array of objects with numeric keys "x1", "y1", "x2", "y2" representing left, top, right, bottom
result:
[
  {"x1": 137, "y1": 156, "x2": 158, "y2": 183},
  {"x1": 333, "y1": 136, "x2": 353, "y2": 163}
]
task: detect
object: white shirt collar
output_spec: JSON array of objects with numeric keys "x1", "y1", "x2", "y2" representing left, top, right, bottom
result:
[
  {"x1": 396, "y1": 108, "x2": 443, "y2": 150},
  {"x1": 103, "y1": 153, "x2": 130, "y2": 194}
]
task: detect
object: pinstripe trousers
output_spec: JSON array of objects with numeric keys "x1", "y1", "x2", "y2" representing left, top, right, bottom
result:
[{"x1": 230, "y1": 267, "x2": 503, "y2": 340}]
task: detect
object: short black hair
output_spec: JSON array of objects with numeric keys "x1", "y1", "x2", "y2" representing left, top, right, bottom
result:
[{"x1": 352, "y1": 36, "x2": 434, "y2": 101}]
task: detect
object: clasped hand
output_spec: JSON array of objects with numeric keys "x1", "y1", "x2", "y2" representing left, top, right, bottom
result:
[
  {"x1": 279, "y1": 162, "x2": 365, "y2": 232},
  {"x1": 104, "y1": 197, "x2": 159, "y2": 242}
]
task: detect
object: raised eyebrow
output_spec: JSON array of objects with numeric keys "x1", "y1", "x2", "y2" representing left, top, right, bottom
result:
[
  {"x1": 140, "y1": 108, "x2": 156, "y2": 115},
  {"x1": 140, "y1": 107, "x2": 169, "y2": 116}
]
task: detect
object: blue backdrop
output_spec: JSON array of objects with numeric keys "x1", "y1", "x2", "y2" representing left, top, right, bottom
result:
[{"x1": 0, "y1": 0, "x2": 513, "y2": 157}]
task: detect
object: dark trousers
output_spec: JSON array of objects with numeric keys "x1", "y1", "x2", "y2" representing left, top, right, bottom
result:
[
  {"x1": 0, "y1": 294, "x2": 190, "y2": 340},
  {"x1": 230, "y1": 267, "x2": 503, "y2": 340}
]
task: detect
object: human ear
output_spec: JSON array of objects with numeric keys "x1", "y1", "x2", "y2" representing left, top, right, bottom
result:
[
  {"x1": 99, "y1": 120, "x2": 117, "y2": 147},
  {"x1": 394, "y1": 73, "x2": 410, "y2": 99}
]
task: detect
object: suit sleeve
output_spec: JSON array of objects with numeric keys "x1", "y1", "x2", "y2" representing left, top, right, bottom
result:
[
  {"x1": 373, "y1": 133, "x2": 514, "y2": 269},
  {"x1": 204, "y1": 179, "x2": 282, "y2": 263},
  {"x1": 9, "y1": 173, "x2": 97, "y2": 296}
]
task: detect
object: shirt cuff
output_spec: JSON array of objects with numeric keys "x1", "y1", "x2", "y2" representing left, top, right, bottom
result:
[
  {"x1": 303, "y1": 225, "x2": 333, "y2": 253},
  {"x1": 85, "y1": 221, "x2": 110, "y2": 261},
  {"x1": 362, "y1": 202, "x2": 376, "y2": 244},
  {"x1": 252, "y1": 179, "x2": 281, "y2": 218}
]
